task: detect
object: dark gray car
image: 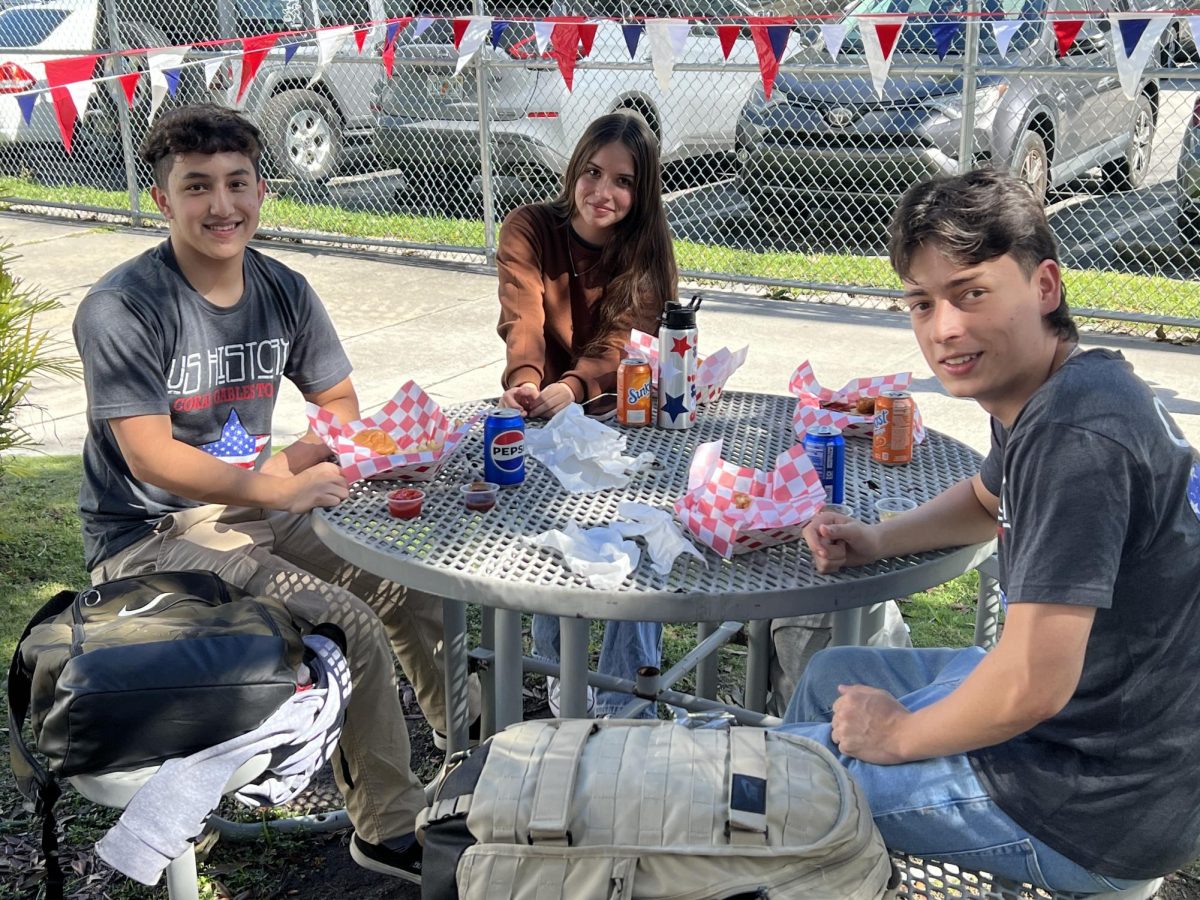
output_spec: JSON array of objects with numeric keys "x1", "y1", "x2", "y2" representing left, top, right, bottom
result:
[{"x1": 734, "y1": 0, "x2": 1158, "y2": 216}]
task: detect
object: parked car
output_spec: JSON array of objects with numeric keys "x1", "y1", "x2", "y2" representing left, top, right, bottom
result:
[
  {"x1": 733, "y1": 0, "x2": 1158, "y2": 217},
  {"x1": 1176, "y1": 94, "x2": 1200, "y2": 240},
  {"x1": 371, "y1": 0, "x2": 825, "y2": 208}
]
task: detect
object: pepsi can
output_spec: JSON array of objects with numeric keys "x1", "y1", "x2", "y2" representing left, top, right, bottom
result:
[
  {"x1": 804, "y1": 425, "x2": 845, "y2": 505},
  {"x1": 484, "y1": 408, "x2": 525, "y2": 486}
]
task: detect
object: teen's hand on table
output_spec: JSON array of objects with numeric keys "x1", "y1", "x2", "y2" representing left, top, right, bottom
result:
[
  {"x1": 527, "y1": 382, "x2": 575, "y2": 418},
  {"x1": 500, "y1": 382, "x2": 540, "y2": 413},
  {"x1": 802, "y1": 514, "x2": 883, "y2": 574},
  {"x1": 830, "y1": 685, "x2": 911, "y2": 764},
  {"x1": 277, "y1": 462, "x2": 348, "y2": 513}
]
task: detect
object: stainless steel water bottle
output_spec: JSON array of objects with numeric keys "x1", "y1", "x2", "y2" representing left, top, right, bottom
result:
[{"x1": 657, "y1": 295, "x2": 701, "y2": 429}]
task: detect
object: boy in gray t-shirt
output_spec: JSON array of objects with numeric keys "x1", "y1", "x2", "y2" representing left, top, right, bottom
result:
[
  {"x1": 779, "y1": 170, "x2": 1200, "y2": 891},
  {"x1": 72, "y1": 104, "x2": 433, "y2": 881}
]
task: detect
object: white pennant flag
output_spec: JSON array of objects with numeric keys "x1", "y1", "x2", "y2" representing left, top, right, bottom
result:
[
  {"x1": 203, "y1": 56, "x2": 224, "y2": 88},
  {"x1": 990, "y1": 19, "x2": 1021, "y2": 59},
  {"x1": 454, "y1": 16, "x2": 493, "y2": 75},
  {"x1": 146, "y1": 47, "x2": 188, "y2": 122},
  {"x1": 412, "y1": 17, "x2": 434, "y2": 38},
  {"x1": 310, "y1": 26, "x2": 353, "y2": 87},
  {"x1": 645, "y1": 19, "x2": 690, "y2": 91},
  {"x1": 1109, "y1": 12, "x2": 1171, "y2": 100},
  {"x1": 64, "y1": 78, "x2": 96, "y2": 127},
  {"x1": 820, "y1": 23, "x2": 847, "y2": 60},
  {"x1": 534, "y1": 20, "x2": 554, "y2": 56},
  {"x1": 858, "y1": 15, "x2": 906, "y2": 100}
]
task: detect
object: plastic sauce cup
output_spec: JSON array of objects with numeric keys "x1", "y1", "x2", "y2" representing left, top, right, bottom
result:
[
  {"x1": 875, "y1": 496, "x2": 918, "y2": 521},
  {"x1": 461, "y1": 481, "x2": 499, "y2": 513},
  {"x1": 822, "y1": 503, "x2": 855, "y2": 517},
  {"x1": 387, "y1": 488, "x2": 425, "y2": 519}
]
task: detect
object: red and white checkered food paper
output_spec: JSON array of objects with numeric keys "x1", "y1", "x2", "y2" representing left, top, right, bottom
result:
[
  {"x1": 306, "y1": 381, "x2": 478, "y2": 483},
  {"x1": 789, "y1": 361, "x2": 927, "y2": 443},
  {"x1": 672, "y1": 439, "x2": 827, "y2": 558},
  {"x1": 624, "y1": 330, "x2": 748, "y2": 405}
]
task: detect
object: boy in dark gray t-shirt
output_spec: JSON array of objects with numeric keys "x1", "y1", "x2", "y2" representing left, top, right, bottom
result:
[
  {"x1": 72, "y1": 104, "x2": 435, "y2": 881},
  {"x1": 779, "y1": 170, "x2": 1200, "y2": 892}
]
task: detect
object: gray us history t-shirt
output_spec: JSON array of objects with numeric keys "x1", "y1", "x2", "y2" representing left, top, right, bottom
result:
[
  {"x1": 73, "y1": 240, "x2": 351, "y2": 570},
  {"x1": 972, "y1": 348, "x2": 1200, "y2": 879}
]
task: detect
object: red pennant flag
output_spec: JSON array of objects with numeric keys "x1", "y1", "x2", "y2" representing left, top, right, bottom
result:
[
  {"x1": 452, "y1": 17, "x2": 470, "y2": 49},
  {"x1": 716, "y1": 23, "x2": 739, "y2": 59},
  {"x1": 1053, "y1": 19, "x2": 1083, "y2": 57},
  {"x1": 578, "y1": 21, "x2": 598, "y2": 56},
  {"x1": 749, "y1": 24, "x2": 779, "y2": 100},
  {"x1": 875, "y1": 20, "x2": 903, "y2": 60},
  {"x1": 43, "y1": 54, "x2": 99, "y2": 154},
  {"x1": 118, "y1": 70, "x2": 141, "y2": 107},
  {"x1": 551, "y1": 22, "x2": 580, "y2": 91},
  {"x1": 382, "y1": 17, "x2": 412, "y2": 78},
  {"x1": 239, "y1": 34, "x2": 277, "y2": 101},
  {"x1": 353, "y1": 28, "x2": 367, "y2": 52}
]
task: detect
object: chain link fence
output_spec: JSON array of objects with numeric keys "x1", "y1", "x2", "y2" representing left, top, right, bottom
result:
[{"x1": 3, "y1": 0, "x2": 1200, "y2": 335}]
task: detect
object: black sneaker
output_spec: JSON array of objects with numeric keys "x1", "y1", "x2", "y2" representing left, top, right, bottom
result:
[
  {"x1": 431, "y1": 715, "x2": 482, "y2": 751},
  {"x1": 350, "y1": 832, "x2": 422, "y2": 883}
]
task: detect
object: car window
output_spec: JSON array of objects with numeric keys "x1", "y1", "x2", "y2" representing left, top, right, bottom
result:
[
  {"x1": 235, "y1": 0, "x2": 292, "y2": 34},
  {"x1": 317, "y1": 0, "x2": 372, "y2": 27},
  {"x1": 839, "y1": 0, "x2": 1045, "y2": 56},
  {"x1": 0, "y1": 7, "x2": 70, "y2": 46}
]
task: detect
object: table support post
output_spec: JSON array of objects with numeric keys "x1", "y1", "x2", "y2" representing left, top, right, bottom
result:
[
  {"x1": 479, "y1": 606, "x2": 496, "y2": 740},
  {"x1": 442, "y1": 597, "x2": 470, "y2": 757},
  {"x1": 861, "y1": 602, "x2": 886, "y2": 644},
  {"x1": 830, "y1": 608, "x2": 863, "y2": 647},
  {"x1": 745, "y1": 619, "x2": 771, "y2": 713},
  {"x1": 696, "y1": 621, "x2": 719, "y2": 700},
  {"x1": 494, "y1": 608, "x2": 524, "y2": 729},
  {"x1": 558, "y1": 617, "x2": 591, "y2": 719},
  {"x1": 975, "y1": 554, "x2": 1002, "y2": 651}
]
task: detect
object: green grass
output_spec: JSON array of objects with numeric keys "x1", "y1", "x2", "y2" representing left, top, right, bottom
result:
[{"x1": 3, "y1": 174, "x2": 1199, "y2": 320}]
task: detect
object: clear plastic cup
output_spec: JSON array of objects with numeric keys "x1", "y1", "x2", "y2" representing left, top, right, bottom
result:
[
  {"x1": 387, "y1": 488, "x2": 425, "y2": 519},
  {"x1": 875, "y1": 496, "x2": 917, "y2": 521},
  {"x1": 822, "y1": 503, "x2": 855, "y2": 517},
  {"x1": 460, "y1": 481, "x2": 499, "y2": 513}
]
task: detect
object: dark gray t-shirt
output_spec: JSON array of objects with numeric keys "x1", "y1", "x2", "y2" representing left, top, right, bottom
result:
[
  {"x1": 73, "y1": 241, "x2": 352, "y2": 570},
  {"x1": 972, "y1": 348, "x2": 1200, "y2": 879}
]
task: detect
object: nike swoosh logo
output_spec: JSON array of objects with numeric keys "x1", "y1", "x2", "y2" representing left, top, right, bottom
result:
[{"x1": 117, "y1": 592, "x2": 177, "y2": 617}]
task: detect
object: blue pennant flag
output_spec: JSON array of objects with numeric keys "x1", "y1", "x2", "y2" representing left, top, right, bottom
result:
[
  {"x1": 622, "y1": 22, "x2": 643, "y2": 59},
  {"x1": 1118, "y1": 17, "x2": 1150, "y2": 57},
  {"x1": 164, "y1": 67, "x2": 181, "y2": 96},
  {"x1": 767, "y1": 23, "x2": 790, "y2": 61},
  {"x1": 16, "y1": 92, "x2": 36, "y2": 125},
  {"x1": 491, "y1": 20, "x2": 510, "y2": 47},
  {"x1": 930, "y1": 20, "x2": 960, "y2": 60},
  {"x1": 284, "y1": 41, "x2": 300, "y2": 64},
  {"x1": 385, "y1": 21, "x2": 402, "y2": 46}
]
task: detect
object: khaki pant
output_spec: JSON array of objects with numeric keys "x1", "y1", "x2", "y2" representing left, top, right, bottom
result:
[{"x1": 93, "y1": 504, "x2": 446, "y2": 841}]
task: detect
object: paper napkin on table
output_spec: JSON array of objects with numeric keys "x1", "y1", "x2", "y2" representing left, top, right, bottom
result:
[
  {"x1": 528, "y1": 523, "x2": 641, "y2": 590},
  {"x1": 524, "y1": 404, "x2": 655, "y2": 493},
  {"x1": 789, "y1": 360, "x2": 927, "y2": 442},
  {"x1": 612, "y1": 502, "x2": 706, "y2": 575},
  {"x1": 625, "y1": 329, "x2": 748, "y2": 405}
]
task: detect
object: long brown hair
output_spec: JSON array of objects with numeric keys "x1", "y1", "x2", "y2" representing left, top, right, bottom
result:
[{"x1": 551, "y1": 112, "x2": 678, "y2": 355}]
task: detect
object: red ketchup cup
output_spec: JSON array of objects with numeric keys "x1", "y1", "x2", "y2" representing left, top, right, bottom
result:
[
  {"x1": 387, "y1": 488, "x2": 425, "y2": 519},
  {"x1": 460, "y1": 481, "x2": 499, "y2": 513}
]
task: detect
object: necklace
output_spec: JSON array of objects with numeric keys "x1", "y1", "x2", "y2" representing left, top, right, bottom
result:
[{"x1": 565, "y1": 221, "x2": 602, "y2": 279}]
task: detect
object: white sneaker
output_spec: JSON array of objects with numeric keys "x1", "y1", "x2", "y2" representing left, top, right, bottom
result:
[{"x1": 546, "y1": 675, "x2": 597, "y2": 717}]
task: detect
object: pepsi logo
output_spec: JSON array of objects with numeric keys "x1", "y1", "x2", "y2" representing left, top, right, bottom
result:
[{"x1": 489, "y1": 429, "x2": 525, "y2": 472}]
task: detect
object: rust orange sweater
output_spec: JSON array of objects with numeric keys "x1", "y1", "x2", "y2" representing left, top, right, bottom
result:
[{"x1": 497, "y1": 204, "x2": 662, "y2": 401}]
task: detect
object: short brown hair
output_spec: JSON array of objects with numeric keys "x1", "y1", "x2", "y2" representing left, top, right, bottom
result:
[
  {"x1": 141, "y1": 104, "x2": 264, "y2": 189},
  {"x1": 888, "y1": 170, "x2": 1077, "y2": 341}
]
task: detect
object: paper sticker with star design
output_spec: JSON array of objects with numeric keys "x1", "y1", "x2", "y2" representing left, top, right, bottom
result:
[{"x1": 199, "y1": 409, "x2": 269, "y2": 468}]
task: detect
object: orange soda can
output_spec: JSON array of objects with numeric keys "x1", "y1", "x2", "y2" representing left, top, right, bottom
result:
[
  {"x1": 872, "y1": 390, "x2": 914, "y2": 465},
  {"x1": 617, "y1": 357, "x2": 653, "y2": 426}
]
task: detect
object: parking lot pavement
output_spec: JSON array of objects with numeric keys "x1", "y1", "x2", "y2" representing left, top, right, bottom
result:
[{"x1": 4, "y1": 212, "x2": 1199, "y2": 461}]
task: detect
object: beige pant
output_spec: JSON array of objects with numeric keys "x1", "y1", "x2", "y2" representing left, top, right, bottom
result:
[{"x1": 92, "y1": 504, "x2": 447, "y2": 841}]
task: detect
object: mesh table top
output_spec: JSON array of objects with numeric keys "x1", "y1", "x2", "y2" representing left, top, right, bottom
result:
[{"x1": 313, "y1": 391, "x2": 995, "y2": 621}]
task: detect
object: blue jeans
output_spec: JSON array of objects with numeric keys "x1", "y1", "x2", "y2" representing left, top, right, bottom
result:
[
  {"x1": 778, "y1": 646, "x2": 1142, "y2": 894},
  {"x1": 532, "y1": 614, "x2": 661, "y2": 718}
]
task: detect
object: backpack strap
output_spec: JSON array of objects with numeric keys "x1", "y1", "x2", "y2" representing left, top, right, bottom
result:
[
  {"x1": 526, "y1": 720, "x2": 597, "y2": 846},
  {"x1": 727, "y1": 728, "x2": 769, "y2": 846},
  {"x1": 7, "y1": 587, "x2": 78, "y2": 900}
]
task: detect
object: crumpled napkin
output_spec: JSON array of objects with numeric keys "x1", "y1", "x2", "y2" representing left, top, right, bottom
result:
[
  {"x1": 528, "y1": 523, "x2": 641, "y2": 589},
  {"x1": 524, "y1": 404, "x2": 655, "y2": 493},
  {"x1": 611, "y1": 502, "x2": 706, "y2": 575}
]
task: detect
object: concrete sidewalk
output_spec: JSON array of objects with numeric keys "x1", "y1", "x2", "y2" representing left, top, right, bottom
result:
[{"x1": 6, "y1": 210, "x2": 1200, "y2": 457}]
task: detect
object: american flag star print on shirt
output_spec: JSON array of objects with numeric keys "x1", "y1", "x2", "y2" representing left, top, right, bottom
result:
[{"x1": 199, "y1": 409, "x2": 269, "y2": 468}]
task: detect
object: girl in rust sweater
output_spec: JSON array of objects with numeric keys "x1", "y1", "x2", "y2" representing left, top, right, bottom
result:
[
  {"x1": 497, "y1": 111, "x2": 678, "y2": 418},
  {"x1": 496, "y1": 112, "x2": 678, "y2": 717}
]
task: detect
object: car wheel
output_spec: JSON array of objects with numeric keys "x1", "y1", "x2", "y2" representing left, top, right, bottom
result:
[
  {"x1": 1160, "y1": 23, "x2": 1182, "y2": 68},
  {"x1": 1179, "y1": 204, "x2": 1200, "y2": 244},
  {"x1": 262, "y1": 90, "x2": 342, "y2": 184},
  {"x1": 1102, "y1": 92, "x2": 1155, "y2": 193},
  {"x1": 1013, "y1": 131, "x2": 1049, "y2": 204}
]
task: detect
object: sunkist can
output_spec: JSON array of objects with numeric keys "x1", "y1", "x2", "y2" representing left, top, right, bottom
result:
[
  {"x1": 484, "y1": 408, "x2": 525, "y2": 485},
  {"x1": 617, "y1": 357, "x2": 653, "y2": 426},
  {"x1": 804, "y1": 425, "x2": 845, "y2": 504},
  {"x1": 872, "y1": 390, "x2": 914, "y2": 465}
]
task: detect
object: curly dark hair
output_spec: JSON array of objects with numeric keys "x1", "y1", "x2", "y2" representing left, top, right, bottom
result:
[
  {"x1": 141, "y1": 104, "x2": 264, "y2": 189},
  {"x1": 888, "y1": 169, "x2": 1077, "y2": 342}
]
